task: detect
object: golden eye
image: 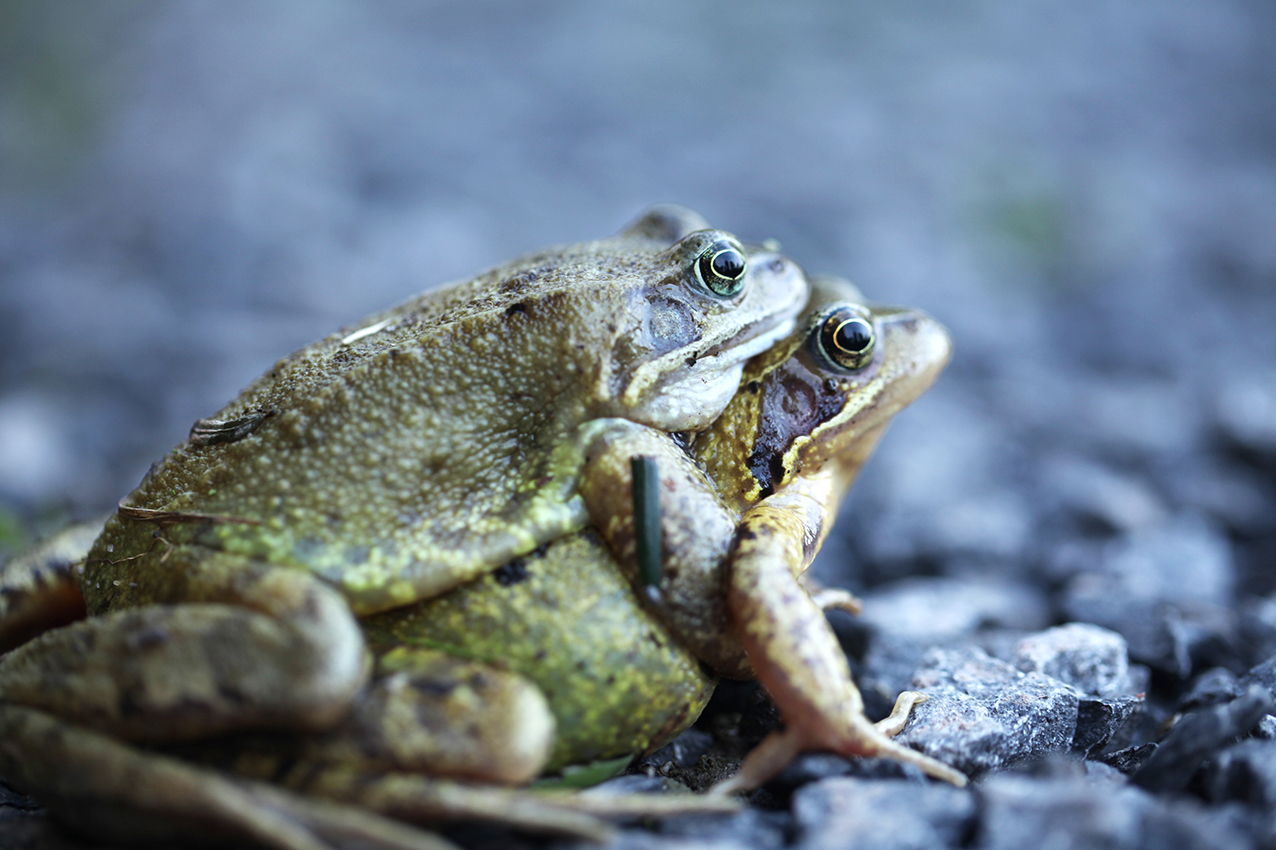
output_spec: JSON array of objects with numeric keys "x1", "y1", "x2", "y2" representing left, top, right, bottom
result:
[
  {"x1": 814, "y1": 306, "x2": 875, "y2": 371},
  {"x1": 694, "y1": 239, "x2": 747, "y2": 297}
]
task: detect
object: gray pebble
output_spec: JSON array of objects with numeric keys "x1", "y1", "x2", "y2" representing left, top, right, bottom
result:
[
  {"x1": 1010, "y1": 623, "x2": 1132, "y2": 697},
  {"x1": 1239, "y1": 655, "x2": 1276, "y2": 699},
  {"x1": 1132, "y1": 686, "x2": 1275, "y2": 794},
  {"x1": 1180, "y1": 667, "x2": 1243, "y2": 712},
  {"x1": 1074, "y1": 695, "x2": 1146, "y2": 758},
  {"x1": 973, "y1": 773, "x2": 1151, "y2": 850},
  {"x1": 1216, "y1": 371, "x2": 1276, "y2": 459},
  {"x1": 899, "y1": 646, "x2": 1080, "y2": 775},
  {"x1": 1099, "y1": 518, "x2": 1236, "y2": 607},
  {"x1": 1204, "y1": 738, "x2": 1276, "y2": 807},
  {"x1": 1039, "y1": 455, "x2": 1167, "y2": 534},
  {"x1": 1255, "y1": 716, "x2": 1276, "y2": 741},
  {"x1": 792, "y1": 776, "x2": 975, "y2": 850},
  {"x1": 1062, "y1": 575, "x2": 1240, "y2": 676},
  {"x1": 860, "y1": 577, "x2": 1051, "y2": 644}
]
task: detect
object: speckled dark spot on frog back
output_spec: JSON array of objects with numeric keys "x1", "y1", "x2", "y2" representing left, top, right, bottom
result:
[
  {"x1": 493, "y1": 541, "x2": 548, "y2": 586},
  {"x1": 493, "y1": 559, "x2": 530, "y2": 586},
  {"x1": 498, "y1": 270, "x2": 539, "y2": 297}
]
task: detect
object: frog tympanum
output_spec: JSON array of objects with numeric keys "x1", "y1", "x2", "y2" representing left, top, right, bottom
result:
[{"x1": 0, "y1": 213, "x2": 958, "y2": 850}]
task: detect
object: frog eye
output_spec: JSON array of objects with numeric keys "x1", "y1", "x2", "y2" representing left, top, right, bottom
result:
[
  {"x1": 694, "y1": 239, "x2": 747, "y2": 298},
  {"x1": 813, "y1": 305, "x2": 875, "y2": 371}
]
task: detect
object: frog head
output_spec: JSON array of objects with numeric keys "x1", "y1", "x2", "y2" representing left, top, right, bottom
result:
[
  {"x1": 589, "y1": 205, "x2": 810, "y2": 431},
  {"x1": 697, "y1": 274, "x2": 952, "y2": 507}
]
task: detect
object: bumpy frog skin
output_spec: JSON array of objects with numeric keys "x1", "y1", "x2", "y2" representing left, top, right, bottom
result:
[
  {"x1": 0, "y1": 254, "x2": 955, "y2": 849},
  {"x1": 88, "y1": 204, "x2": 806, "y2": 616},
  {"x1": 580, "y1": 274, "x2": 963, "y2": 790}
]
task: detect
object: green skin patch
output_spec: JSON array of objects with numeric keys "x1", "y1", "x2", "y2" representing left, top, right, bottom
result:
[{"x1": 359, "y1": 529, "x2": 715, "y2": 771}]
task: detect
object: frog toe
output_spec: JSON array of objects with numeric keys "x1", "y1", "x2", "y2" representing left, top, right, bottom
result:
[
  {"x1": 807, "y1": 586, "x2": 864, "y2": 616},
  {"x1": 874, "y1": 690, "x2": 929, "y2": 737},
  {"x1": 709, "y1": 711, "x2": 967, "y2": 796}
]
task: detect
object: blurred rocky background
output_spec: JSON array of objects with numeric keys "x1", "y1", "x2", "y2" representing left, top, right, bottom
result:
[{"x1": 2, "y1": 1, "x2": 1275, "y2": 848}]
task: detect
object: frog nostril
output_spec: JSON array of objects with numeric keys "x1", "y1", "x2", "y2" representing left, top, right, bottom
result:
[{"x1": 768, "y1": 257, "x2": 786, "y2": 274}]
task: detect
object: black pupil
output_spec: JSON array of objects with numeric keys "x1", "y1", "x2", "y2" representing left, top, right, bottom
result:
[
  {"x1": 711, "y1": 248, "x2": 745, "y2": 279},
  {"x1": 833, "y1": 318, "x2": 872, "y2": 352}
]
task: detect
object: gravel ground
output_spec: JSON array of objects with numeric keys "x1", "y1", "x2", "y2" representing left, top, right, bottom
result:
[{"x1": 1, "y1": 2, "x2": 1274, "y2": 849}]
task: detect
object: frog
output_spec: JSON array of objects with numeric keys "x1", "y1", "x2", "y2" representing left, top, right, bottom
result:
[
  {"x1": 0, "y1": 206, "x2": 812, "y2": 847},
  {"x1": 575, "y1": 272, "x2": 965, "y2": 791},
  {"x1": 0, "y1": 271, "x2": 954, "y2": 806},
  {"x1": 0, "y1": 255, "x2": 958, "y2": 849}
]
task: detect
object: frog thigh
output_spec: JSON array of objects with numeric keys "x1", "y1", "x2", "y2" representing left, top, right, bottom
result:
[
  {"x1": 0, "y1": 520, "x2": 101, "y2": 651},
  {"x1": 715, "y1": 501, "x2": 967, "y2": 793},
  {"x1": 300, "y1": 647, "x2": 555, "y2": 786},
  {"x1": 364, "y1": 532, "x2": 717, "y2": 770},
  {"x1": 0, "y1": 557, "x2": 368, "y2": 740}
]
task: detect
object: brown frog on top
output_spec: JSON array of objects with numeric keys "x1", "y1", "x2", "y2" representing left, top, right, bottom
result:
[{"x1": 0, "y1": 207, "x2": 809, "y2": 848}]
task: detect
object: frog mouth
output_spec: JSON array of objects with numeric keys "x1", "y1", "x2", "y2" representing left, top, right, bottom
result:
[
  {"x1": 696, "y1": 312, "x2": 798, "y2": 369},
  {"x1": 627, "y1": 311, "x2": 799, "y2": 431}
]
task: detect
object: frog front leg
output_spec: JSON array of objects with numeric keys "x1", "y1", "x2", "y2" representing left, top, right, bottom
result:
[
  {"x1": 710, "y1": 474, "x2": 967, "y2": 794},
  {"x1": 578, "y1": 419, "x2": 752, "y2": 678}
]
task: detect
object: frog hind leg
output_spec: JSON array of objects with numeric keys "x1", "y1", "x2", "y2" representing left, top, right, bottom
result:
[
  {"x1": 233, "y1": 647, "x2": 612, "y2": 840},
  {"x1": 0, "y1": 656, "x2": 619, "y2": 847},
  {"x1": 259, "y1": 648, "x2": 735, "y2": 840},
  {"x1": 711, "y1": 503, "x2": 967, "y2": 795},
  {"x1": 0, "y1": 521, "x2": 101, "y2": 652},
  {"x1": 0, "y1": 705, "x2": 458, "y2": 850},
  {"x1": 0, "y1": 553, "x2": 369, "y2": 742},
  {"x1": 300, "y1": 647, "x2": 558, "y2": 786}
]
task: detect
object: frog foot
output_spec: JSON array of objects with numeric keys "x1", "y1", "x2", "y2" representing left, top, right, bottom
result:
[
  {"x1": 0, "y1": 521, "x2": 98, "y2": 652},
  {"x1": 707, "y1": 691, "x2": 966, "y2": 797}
]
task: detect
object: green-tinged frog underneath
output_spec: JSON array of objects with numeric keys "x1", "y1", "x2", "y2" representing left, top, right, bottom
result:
[{"x1": 0, "y1": 213, "x2": 959, "y2": 850}]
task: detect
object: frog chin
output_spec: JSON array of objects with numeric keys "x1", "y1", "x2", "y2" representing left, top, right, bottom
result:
[
  {"x1": 633, "y1": 361, "x2": 747, "y2": 432},
  {"x1": 631, "y1": 315, "x2": 798, "y2": 431}
]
